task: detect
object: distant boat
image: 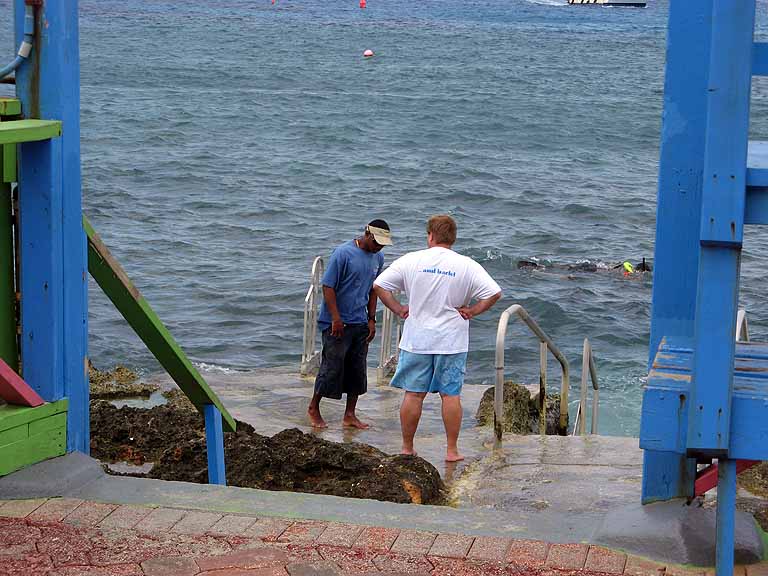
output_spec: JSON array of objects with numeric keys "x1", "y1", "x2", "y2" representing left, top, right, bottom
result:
[{"x1": 568, "y1": 0, "x2": 646, "y2": 6}]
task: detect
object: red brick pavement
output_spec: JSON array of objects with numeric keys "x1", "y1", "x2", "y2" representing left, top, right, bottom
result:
[{"x1": 0, "y1": 498, "x2": 755, "y2": 576}]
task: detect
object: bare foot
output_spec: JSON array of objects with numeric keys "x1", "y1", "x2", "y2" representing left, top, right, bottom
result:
[
  {"x1": 445, "y1": 452, "x2": 464, "y2": 462},
  {"x1": 401, "y1": 448, "x2": 418, "y2": 457},
  {"x1": 342, "y1": 415, "x2": 370, "y2": 429},
  {"x1": 308, "y1": 406, "x2": 327, "y2": 429}
]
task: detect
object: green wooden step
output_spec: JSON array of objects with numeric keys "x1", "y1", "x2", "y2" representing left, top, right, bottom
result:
[
  {"x1": 0, "y1": 99, "x2": 21, "y2": 117},
  {"x1": 0, "y1": 120, "x2": 62, "y2": 145},
  {"x1": 0, "y1": 399, "x2": 68, "y2": 476}
]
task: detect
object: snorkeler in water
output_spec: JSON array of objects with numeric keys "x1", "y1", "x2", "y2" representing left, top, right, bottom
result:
[{"x1": 517, "y1": 257, "x2": 652, "y2": 274}]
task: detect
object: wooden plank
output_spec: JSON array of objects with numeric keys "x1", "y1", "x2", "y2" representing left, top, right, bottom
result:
[
  {"x1": 0, "y1": 399, "x2": 68, "y2": 433},
  {"x1": 0, "y1": 426, "x2": 66, "y2": 477},
  {"x1": 0, "y1": 358, "x2": 44, "y2": 407},
  {"x1": 0, "y1": 120, "x2": 62, "y2": 145},
  {"x1": 0, "y1": 423, "x2": 28, "y2": 448},
  {"x1": 0, "y1": 99, "x2": 21, "y2": 117},
  {"x1": 1, "y1": 144, "x2": 16, "y2": 183},
  {"x1": 694, "y1": 459, "x2": 758, "y2": 496},
  {"x1": 0, "y1": 182, "x2": 17, "y2": 370},
  {"x1": 83, "y1": 216, "x2": 235, "y2": 433},
  {"x1": 29, "y1": 412, "x2": 66, "y2": 436},
  {"x1": 19, "y1": 138, "x2": 65, "y2": 403},
  {"x1": 204, "y1": 404, "x2": 226, "y2": 485},
  {"x1": 753, "y1": 42, "x2": 768, "y2": 76}
]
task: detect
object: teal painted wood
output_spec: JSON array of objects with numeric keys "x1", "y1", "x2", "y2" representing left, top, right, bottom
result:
[
  {"x1": 641, "y1": 450, "x2": 695, "y2": 504},
  {"x1": 204, "y1": 404, "x2": 226, "y2": 485},
  {"x1": 689, "y1": 0, "x2": 755, "y2": 457},
  {"x1": 17, "y1": 137, "x2": 64, "y2": 402},
  {"x1": 641, "y1": 338, "x2": 768, "y2": 460},
  {"x1": 643, "y1": 0, "x2": 713, "y2": 502},
  {"x1": 15, "y1": 0, "x2": 89, "y2": 454},
  {"x1": 84, "y1": 216, "x2": 236, "y2": 433},
  {"x1": 716, "y1": 459, "x2": 738, "y2": 576}
]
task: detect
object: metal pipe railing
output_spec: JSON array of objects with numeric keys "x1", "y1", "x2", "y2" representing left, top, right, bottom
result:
[
  {"x1": 736, "y1": 309, "x2": 749, "y2": 342},
  {"x1": 573, "y1": 337, "x2": 599, "y2": 436},
  {"x1": 300, "y1": 256, "x2": 324, "y2": 376},
  {"x1": 495, "y1": 304, "x2": 569, "y2": 440},
  {"x1": 377, "y1": 291, "x2": 401, "y2": 383}
]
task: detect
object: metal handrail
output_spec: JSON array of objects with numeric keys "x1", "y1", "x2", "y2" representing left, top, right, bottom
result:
[
  {"x1": 377, "y1": 292, "x2": 402, "y2": 383},
  {"x1": 495, "y1": 304, "x2": 569, "y2": 440},
  {"x1": 573, "y1": 338, "x2": 599, "y2": 436},
  {"x1": 736, "y1": 309, "x2": 749, "y2": 342},
  {"x1": 300, "y1": 256, "x2": 324, "y2": 376}
]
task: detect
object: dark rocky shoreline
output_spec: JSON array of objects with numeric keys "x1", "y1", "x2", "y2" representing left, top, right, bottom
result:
[
  {"x1": 90, "y1": 400, "x2": 445, "y2": 505},
  {"x1": 88, "y1": 364, "x2": 445, "y2": 505}
]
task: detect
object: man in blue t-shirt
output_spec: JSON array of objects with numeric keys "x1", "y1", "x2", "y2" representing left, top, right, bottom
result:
[{"x1": 308, "y1": 219, "x2": 393, "y2": 429}]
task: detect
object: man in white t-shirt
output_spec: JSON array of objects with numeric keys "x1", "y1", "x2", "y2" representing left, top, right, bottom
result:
[{"x1": 373, "y1": 215, "x2": 502, "y2": 462}]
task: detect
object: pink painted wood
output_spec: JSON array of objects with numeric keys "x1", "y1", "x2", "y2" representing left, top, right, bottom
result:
[
  {"x1": 0, "y1": 358, "x2": 44, "y2": 407},
  {"x1": 694, "y1": 459, "x2": 759, "y2": 497}
]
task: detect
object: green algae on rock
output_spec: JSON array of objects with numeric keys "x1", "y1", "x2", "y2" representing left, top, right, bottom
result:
[
  {"x1": 475, "y1": 380, "x2": 565, "y2": 435},
  {"x1": 88, "y1": 362, "x2": 159, "y2": 399}
]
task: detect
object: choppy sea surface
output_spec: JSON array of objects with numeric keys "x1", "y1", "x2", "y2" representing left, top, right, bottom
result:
[{"x1": 4, "y1": 0, "x2": 768, "y2": 437}]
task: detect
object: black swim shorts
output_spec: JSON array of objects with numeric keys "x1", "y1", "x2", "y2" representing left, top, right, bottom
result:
[{"x1": 313, "y1": 324, "x2": 369, "y2": 399}]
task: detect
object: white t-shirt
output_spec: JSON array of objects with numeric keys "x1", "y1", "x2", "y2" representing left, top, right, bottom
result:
[{"x1": 374, "y1": 247, "x2": 501, "y2": 354}]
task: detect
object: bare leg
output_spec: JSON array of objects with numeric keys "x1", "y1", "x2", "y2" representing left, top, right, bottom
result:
[
  {"x1": 400, "y1": 392, "x2": 427, "y2": 455},
  {"x1": 307, "y1": 392, "x2": 327, "y2": 429},
  {"x1": 343, "y1": 394, "x2": 370, "y2": 429},
  {"x1": 441, "y1": 393, "x2": 464, "y2": 462}
]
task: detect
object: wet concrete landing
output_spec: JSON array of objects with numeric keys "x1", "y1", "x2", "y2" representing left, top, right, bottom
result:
[
  {"x1": 136, "y1": 367, "x2": 645, "y2": 542},
  {"x1": 450, "y1": 435, "x2": 642, "y2": 538}
]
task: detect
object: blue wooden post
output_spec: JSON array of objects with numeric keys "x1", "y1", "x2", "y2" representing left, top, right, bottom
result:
[
  {"x1": 716, "y1": 459, "x2": 737, "y2": 576},
  {"x1": 643, "y1": 0, "x2": 713, "y2": 501},
  {"x1": 688, "y1": 0, "x2": 755, "y2": 457},
  {"x1": 16, "y1": 137, "x2": 63, "y2": 400},
  {"x1": 204, "y1": 404, "x2": 227, "y2": 486},
  {"x1": 14, "y1": 0, "x2": 89, "y2": 453}
]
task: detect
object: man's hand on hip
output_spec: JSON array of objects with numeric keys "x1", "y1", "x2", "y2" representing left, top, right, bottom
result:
[{"x1": 457, "y1": 306, "x2": 473, "y2": 320}]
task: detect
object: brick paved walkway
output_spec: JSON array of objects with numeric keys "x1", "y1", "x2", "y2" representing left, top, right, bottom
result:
[{"x1": 0, "y1": 498, "x2": 760, "y2": 576}]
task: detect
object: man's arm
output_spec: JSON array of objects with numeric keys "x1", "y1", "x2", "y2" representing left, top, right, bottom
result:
[
  {"x1": 373, "y1": 285, "x2": 409, "y2": 319},
  {"x1": 323, "y1": 285, "x2": 345, "y2": 337},
  {"x1": 366, "y1": 289, "x2": 378, "y2": 343},
  {"x1": 457, "y1": 291, "x2": 501, "y2": 320}
]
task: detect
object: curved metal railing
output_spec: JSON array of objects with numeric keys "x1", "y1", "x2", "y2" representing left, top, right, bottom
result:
[
  {"x1": 377, "y1": 292, "x2": 402, "y2": 383},
  {"x1": 300, "y1": 256, "x2": 324, "y2": 376},
  {"x1": 495, "y1": 304, "x2": 569, "y2": 440},
  {"x1": 573, "y1": 338, "x2": 599, "y2": 436}
]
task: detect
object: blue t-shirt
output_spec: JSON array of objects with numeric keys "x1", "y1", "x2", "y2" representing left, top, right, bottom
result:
[{"x1": 318, "y1": 240, "x2": 384, "y2": 330}]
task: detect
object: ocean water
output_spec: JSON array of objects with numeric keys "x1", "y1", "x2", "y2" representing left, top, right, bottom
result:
[{"x1": 4, "y1": 0, "x2": 768, "y2": 437}]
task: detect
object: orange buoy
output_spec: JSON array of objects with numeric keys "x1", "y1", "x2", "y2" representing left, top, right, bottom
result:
[{"x1": 363, "y1": 49, "x2": 374, "y2": 58}]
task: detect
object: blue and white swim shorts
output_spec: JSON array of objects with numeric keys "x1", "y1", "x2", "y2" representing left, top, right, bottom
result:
[{"x1": 390, "y1": 350, "x2": 468, "y2": 397}]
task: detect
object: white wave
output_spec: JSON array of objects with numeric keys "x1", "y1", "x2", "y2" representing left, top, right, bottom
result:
[
  {"x1": 194, "y1": 362, "x2": 239, "y2": 375},
  {"x1": 523, "y1": 0, "x2": 567, "y2": 6}
]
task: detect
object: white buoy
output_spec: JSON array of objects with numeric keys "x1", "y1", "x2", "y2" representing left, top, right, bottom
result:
[{"x1": 363, "y1": 49, "x2": 374, "y2": 58}]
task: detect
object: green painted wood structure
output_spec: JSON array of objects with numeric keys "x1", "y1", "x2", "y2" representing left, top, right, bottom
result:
[
  {"x1": 0, "y1": 399, "x2": 68, "y2": 476},
  {"x1": 0, "y1": 99, "x2": 20, "y2": 373},
  {"x1": 84, "y1": 215, "x2": 236, "y2": 433}
]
